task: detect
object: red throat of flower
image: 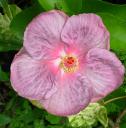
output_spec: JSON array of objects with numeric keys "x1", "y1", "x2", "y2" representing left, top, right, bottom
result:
[{"x1": 60, "y1": 55, "x2": 78, "y2": 73}]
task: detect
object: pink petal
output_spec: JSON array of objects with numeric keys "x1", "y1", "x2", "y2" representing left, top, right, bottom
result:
[
  {"x1": 10, "y1": 48, "x2": 58, "y2": 100},
  {"x1": 61, "y1": 13, "x2": 110, "y2": 54},
  {"x1": 24, "y1": 10, "x2": 68, "y2": 60},
  {"x1": 85, "y1": 48, "x2": 125, "y2": 102},
  {"x1": 40, "y1": 75, "x2": 92, "y2": 116}
]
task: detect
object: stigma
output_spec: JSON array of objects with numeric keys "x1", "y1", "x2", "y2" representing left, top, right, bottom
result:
[{"x1": 60, "y1": 55, "x2": 78, "y2": 73}]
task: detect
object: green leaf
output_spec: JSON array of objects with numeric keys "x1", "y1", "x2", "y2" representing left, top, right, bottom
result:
[
  {"x1": 45, "y1": 114, "x2": 61, "y2": 124},
  {"x1": 5, "y1": 95, "x2": 17, "y2": 111},
  {"x1": 34, "y1": 120, "x2": 45, "y2": 128},
  {"x1": 0, "y1": 0, "x2": 14, "y2": 20},
  {"x1": 0, "y1": 15, "x2": 22, "y2": 51},
  {"x1": 0, "y1": 65, "x2": 9, "y2": 81},
  {"x1": 19, "y1": 111, "x2": 34, "y2": 124},
  {"x1": 105, "y1": 103, "x2": 120, "y2": 113},
  {"x1": 104, "y1": 87, "x2": 126, "y2": 114},
  {"x1": 104, "y1": 87, "x2": 126, "y2": 101},
  {"x1": 97, "y1": 13, "x2": 126, "y2": 51},
  {"x1": 63, "y1": 0, "x2": 83, "y2": 14},
  {"x1": 68, "y1": 103, "x2": 108, "y2": 128},
  {"x1": 37, "y1": 0, "x2": 83, "y2": 15},
  {"x1": 37, "y1": 0, "x2": 71, "y2": 14},
  {"x1": 83, "y1": 0, "x2": 126, "y2": 22},
  {"x1": 0, "y1": 114, "x2": 11, "y2": 126},
  {"x1": 8, "y1": 4, "x2": 22, "y2": 18},
  {"x1": 47, "y1": 125, "x2": 63, "y2": 128},
  {"x1": 38, "y1": 0, "x2": 59, "y2": 10},
  {"x1": 121, "y1": 123, "x2": 126, "y2": 128},
  {"x1": 0, "y1": 0, "x2": 21, "y2": 21},
  {"x1": 97, "y1": 106, "x2": 108, "y2": 128},
  {"x1": 10, "y1": 5, "x2": 43, "y2": 38},
  {"x1": 0, "y1": 4, "x2": 22, "y2": 51},
  {"x1": 83, "y1": 0, "x2": 126, "y2": 51}
]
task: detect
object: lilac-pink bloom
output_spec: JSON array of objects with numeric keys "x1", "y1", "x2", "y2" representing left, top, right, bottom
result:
[{"x1": 10, "y1": 10, "x2": 125, "y2": 116}]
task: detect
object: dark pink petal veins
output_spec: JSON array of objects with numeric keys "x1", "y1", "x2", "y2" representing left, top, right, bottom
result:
[
  {"x1": 11, "y1": 11, "x2": 122, "y2": 117},
  {"x1": 10, "y1": 48, "x2": 58, "y2": 100},
  {"x1": 61, "y1": 13, "x2": 110, "y2": 54},
  {"x1": 85, "y1": 48, "x2": 125, "y2": 102},
  {"x1": 40, "y1": 75, "x2": 92, "y2": 116},
  {"x1": 24, "y1": 10, "x2": 68, "y2": 60}
]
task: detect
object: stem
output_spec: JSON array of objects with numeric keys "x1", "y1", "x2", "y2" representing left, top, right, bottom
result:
[
  {"x1": 104, "y1": 96, "x2": 126, "y2": 105},
  {"x1": 108, "y1": 118, "x2": 114, "y2": 128},
  {"x1": 113, "y1": 109, "x2": 126, "y2": 128}
]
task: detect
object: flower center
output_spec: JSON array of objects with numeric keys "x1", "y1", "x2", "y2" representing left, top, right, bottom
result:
[{"x1": 60, "y1": 55, "x2": 78, "y2": 73}]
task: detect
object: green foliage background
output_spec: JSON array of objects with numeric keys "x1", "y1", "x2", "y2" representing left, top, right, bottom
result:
[{"x1": 0, "y1": 0, "x2": 126, "y2": 128}]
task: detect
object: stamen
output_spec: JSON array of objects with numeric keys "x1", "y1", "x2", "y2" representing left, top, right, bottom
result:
[{"x1": 60, "y1": 55, "x2": 78, "y2": 73}]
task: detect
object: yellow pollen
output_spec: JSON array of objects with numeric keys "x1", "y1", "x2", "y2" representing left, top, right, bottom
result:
[{"x1": 60, "y1": 55, "x2": 78, "y2": 73}]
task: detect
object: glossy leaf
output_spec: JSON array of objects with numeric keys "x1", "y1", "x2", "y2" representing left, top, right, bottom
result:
[
  {"x1": 83, "y1": 0, "x2": 126, "y2": 22},
  {"x1": 82, "y1": 0, "x2": 126, "y2": 51},
  {"x1": 37, "y1": 0, "x2": 83, "y2": 15},
  {"x1": 98, "y1": 13, "x2": 126, "y2": 51},
  {"x1": 37, "y1": 0, "x2": 71, "y2": 15},
  {"x1": 10, "y1": 5, "x2": 43, "y2": 38},
  {"x1": 63, "y1": 0, "x2": 83, "y2": 14},
  {"x1": 38, "y1": 0, "x2": 59, "y2": 10}
]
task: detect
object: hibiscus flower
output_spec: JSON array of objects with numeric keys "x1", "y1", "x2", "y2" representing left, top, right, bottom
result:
[{"x1": 10, "y1": 10, "x2": 125, "y2": 116}]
